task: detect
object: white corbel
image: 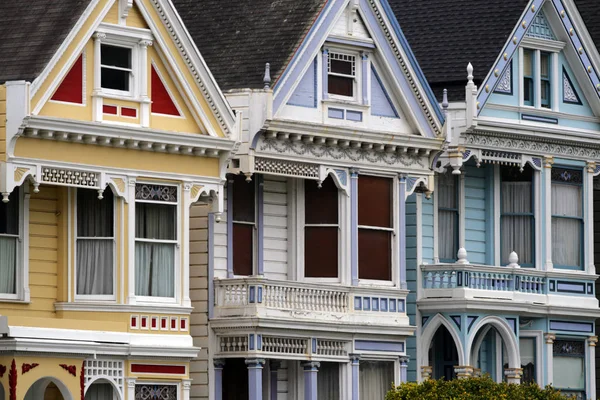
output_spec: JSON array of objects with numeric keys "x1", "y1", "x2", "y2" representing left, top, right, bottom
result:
[
  {"x1": 119, "y1": 0, "x2": 133, "y2": 24},
  {"x1": 1, "y1": 162, "x2": 38, "y2": 202},
  {"x1": 320, "y1": 166, "x2": 350, "y2": 196}
]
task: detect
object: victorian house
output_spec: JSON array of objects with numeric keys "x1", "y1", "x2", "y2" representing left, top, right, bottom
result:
[
  {"x1": 173, "y1": 0, "x2": 447, "y2": 399},
  {"x1": 0, "y1": 0, "x2": 236, "y2": 399},
  {"x1": 393, "y1": 0, "x2": 600, "y2": 399}
]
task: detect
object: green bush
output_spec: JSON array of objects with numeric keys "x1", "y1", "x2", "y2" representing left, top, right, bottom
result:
[{"x1": 386, "y1": 376, "x2": 569, "y2": 400}]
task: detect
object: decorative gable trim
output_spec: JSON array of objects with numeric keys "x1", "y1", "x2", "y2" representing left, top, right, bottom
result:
[
  {"x1": 494, "y1": 60, "x2": 513, "y2": 95},
  {"x1": 563, "y1": 67, "x2": 582, "y2": 105},
  {"x1": 526, "y1": 10, "x2": 556, "y2": 40}
]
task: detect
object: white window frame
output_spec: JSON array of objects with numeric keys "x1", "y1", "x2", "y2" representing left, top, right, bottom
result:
[
  {"x1": 327, "y1": 49, "x2": 361, "y2": 103},
  {"x1": 73, "y1": 187, "x2": 117, "y2": 302},
  {"x1": 99, "y1": 42, "x2": 135, "y2": 97},
  {"x1": 0, "y1": 185, "x2": 30, "y2": 302},
  {"x1": 357, "y1": 173, "x2": 398, "y2": 287},
  {"x1": 132, "y1": 181, "x2": 181, "y2": 305},
  {"x1": 295, "y1": 178, "x2": 344, "y2": 284},
  {"x1": 433, "y1": 170, "x2": 462, "y2": 264},
  {"x1": 230, "y1": 177, "x2": 258, "y2": 277},
  {"x1": 519, "y1": 330, "x2": 544, "y2": 385},
  {"x1": 518, "y1": 38, "x2": 563, "y2": 111},
  {"x1": 356, "y1": 356, "x2": 400, "y2": 393}
]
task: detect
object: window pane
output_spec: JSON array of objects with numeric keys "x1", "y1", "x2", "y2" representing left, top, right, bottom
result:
[
  {"x1": 85, "y1": 382, "x2": 115, "y2": 400},
  {"x1": 358, "y1": 176, "x2": 392, "y2": 228},
  {"x1": 520, "y1": 338, "x2": 536, "y2": 383},
  {"x1": 523, "y1": 77, "x2": 533, "y2": 105},
  {"x1": 0, "y1": 188, "x2": 19, "y2": 235},
  {"x1": 330, "y1": 59, "x2": 353, "y2": 75},
  {"x1": 305, "y1": 227, "x2": 338, "y2": 278},
  {"x1": 77, "y1": 239, "x2": 113, "y2": 295},
  {"x1": 540, "y1": 53, "x2": 550, "y2": 78},
  {"x1": 551, "y1": 183, "x2": 582, "y2": 217},
  {"x1": 231, "y1": 174, "x2": 255, "y2": 223},
  {"x1": 359, "y1": 361, "x2": 394, "y2": 400},
  {"x1": 438, "y1": 210, "x2": 457, "y2": 261},
  {"x1": 553, "y1": 356, "x2": 584, "y2": 389},
  {"x1": 328, "y1": 75, "x2": 353, "y2": 97},
  {"x1": 78, "y1": 189, "x2": 113, "y2": 237},
  {"x1": 0, "y1": 237, "x2": 16, "y2": 294},
  {"x1": 305, "y1": 177, "x2": 338, "y2": 224},
  {"x1": 101, "y1": 45, "x2": 131, "y2": 68},
  {"x1": 541, "y1": 80, "x2": 550, "y2": 108},
  {"x1": 135, "y1": 203, "x2": 176, "y2": 240},
  {"x1": 552, "y1": 217, "x2": 581, "y2": 267},
  {"x1": 233, "y1": 223, "x2": 253, "y2": 276},
  {"x1": 358, "y1": 229, "x2": 391, "y2": 280},
  {"x1": 502, "y1": 182, "x2": 531, "y2": 214},
  {"x1": 318, "y1": 362, "x2": 340, "y2": 400},
  {"x1": 101, "y1": 68, "x2": 130, "y2": 91},
  {"x1": 523, "y1": 50, "x2": 533, "y2": 77},
  {"x1": 501, "y1": 216, "x2": 533, "y2": 264},
  {"x1": 135, "y1": 242, "x2": 175, "y2": 297},
  {"x1": 438, "y1": 172, "x2": 456, "y2": 209}
]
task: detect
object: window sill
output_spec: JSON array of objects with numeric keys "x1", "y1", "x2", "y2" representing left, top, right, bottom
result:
[
  {"x1": 55, "y1": 302, "x2": 193, "y2": 314},
  {"x1": 0, "y1": 296, "x2": 30, "y2": 304},
  {"x1": 93, "y1": 91, "x2": 150, "y2": 104},
  {"x1": 322, "y1": 99, "x2": 369, "y2": 109}
]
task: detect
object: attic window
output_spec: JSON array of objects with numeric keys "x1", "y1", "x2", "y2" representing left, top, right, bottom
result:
[
  {"x1": 328, "y1": 52, "x2": 355, "y2": 97},
  {"x1": 522, "y1": 48, "x2": 552, "y2": 109},
  {"x1": 101, "y1": 44, "x2": 132, "y2": 92}
]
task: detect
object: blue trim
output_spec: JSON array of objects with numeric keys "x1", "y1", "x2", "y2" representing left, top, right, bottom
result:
[
  {"x1": 372, "y1": 66, "x2": 400, "y2": 118},
  {"x1": 467, "y1": 316, "x2": 478, "y2": 333},
  {"x1": 322, "y1": 48, "x2": 329, "y2": 101},
  {"x1": 380, "y1": 298, "x2": 388, "y2": 312},
  {"x1": 346, "y1": 110, "x2": 363, "y2": 121},
  {"x1": 328, "y1": 107, "x2": 344, "y2": 119},
  {"x1": 350, "y1": 171, "x2": 359, "y2": 285},
  {"x1": 312, "y1": 338, "x2": 317, "y2": 354},
  {"x1": 257, "y1": 334, "x2": 262, "y2": 350},
  {"x1": 286, "y1": 58, "x2": 318, "y2": 108},
  {"x1": 208, "y1": 213, "x2": 215, "y2": 319},
  {"x1": 257, "y1": 286, "x2": 263, "y2": 303},
  {"x1": 363, "y1": 297, "x2": 371, "y2": 311},
  {"x1": 372, "y1": 297, "x2": 379, "y2": 311},
  {"x1": 450, "y1": 315, "x2": 461, "y2": 329},
  {"x1": 249, "y1": 334, "x2": 255, "y2": 350},
  {"x1": 587, "y1": 283, "x2": 594, "y2": 295},
  {"x1": 399, "y1": 176, "x2": 407, "y2": 289},
  {"x1": 354, "y1": 297, "x2": 362, "y2": 310},
  {"x1": 506, "y1": 317, "x2": 517, "y2": 335},
  {"x1": 398, "y1": 299, "x2": 405, "y2": 312},
  {"x1": 389, "y1": 298, "x2": 396, "y2": 312},
  {"x1": 549, "y1": 320, "x2": 594, "y2": 333},
  {"x1": 377, "y1": 0, "x2": 444, "y2": 123},
  {"x1": 422, "y1": 316, "x2": 429, "y2": 327},
  {"x1": 556, "y1": 281, "x2": 586, "y2": 294},
  {"x1": 362, "y1": 53, "x2": 369, "y2": 105},
  {"x1": 355, "y1": 340, "x2": 404, "y2": 352},
  {"x1": 326, "y1": 36, "x2": 376, "y2": 49},
  {"x1": 494, "y1": 60, "x2": 514, "y2": 95},
  {"x1": 249, "y1": 286, "x2": 256, "y2": 303},
  {"x1": 521, "y1": 113, "x2": 559, "y2": 124},
  {"x1": 226, "y1": 179, "x2": 234, "y2": 278},
  {"x1": 563, "y1": 67, "x2": 583, "y2": 105},
  {"x1": 257, "y1": 174, "x2": 264, "y2": 275}
]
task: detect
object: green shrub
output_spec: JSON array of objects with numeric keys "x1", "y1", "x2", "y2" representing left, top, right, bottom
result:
[{"x1": 386, "y1": 376, "x2": 569, "y2": 400}]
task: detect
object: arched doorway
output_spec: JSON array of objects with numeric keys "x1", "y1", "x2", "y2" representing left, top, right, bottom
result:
[
  {"x1": 85, "y1": 380, "x2": 119, "y2": 400},
  {"x1": 24, "y1": 378, "x2": 73, "y2": 400},
  {"x1": 429, "y1": 324, "x2": 459, "y2": 380}
]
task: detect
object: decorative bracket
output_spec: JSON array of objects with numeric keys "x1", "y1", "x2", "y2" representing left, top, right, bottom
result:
[
  {"x1": 406, "y1": 176, "x2": 433, "y2": 198},
  {"x1": 119, "y1": 0, "x2": 134, "y2": 23},
  {"x1": 320, "y1": 166, "x2": 350, "y2": 196},
  {"x1": 185, "y1": 181, "x2": 223, "y2": 213}
]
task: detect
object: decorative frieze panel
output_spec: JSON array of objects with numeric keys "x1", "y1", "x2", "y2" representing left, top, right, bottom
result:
[
  {"x1": 315, "y1": 339, "x2": 348, "y2": 357},
  {"x1": 41, "y1": 166, "x2": 100, "y2": 188},
  {"x1": 130, "y1": 315, "x2": 188, "y2": 331},
  {"x1": 135, "y1": 183, "x2": 177, "y2": 202},
  {"x1": 553, "y1": 340, "x2": 585, "y2": 355},
  {"x1": 134, "y1": 384, "x2": 177, "y2": 400},
  {"x1": 254, "y1": 157, "x2": 319, "y2": 179},
  {"x1": 262, "y1": 336, "x2": 308, "y2": 355}
]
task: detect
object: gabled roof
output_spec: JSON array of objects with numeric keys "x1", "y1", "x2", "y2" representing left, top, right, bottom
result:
[
  {"x1": 0, "y1": 0, "x2": 92, "y2": 84},
  {"x1": 172, "y1": 0, "x2": 327, "y2": 91},
  {"x1": 391, "y1": 0, "x2": 528, "y2": 102},
  {"x1": 574, "y1": 0, "x2": 600, "y2": 51}
]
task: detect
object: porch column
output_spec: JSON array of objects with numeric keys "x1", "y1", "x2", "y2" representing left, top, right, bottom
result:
[
  {"x1": 126, "y1": 378, "x2": 136, "y2": 400},
  {"x1": 350, "y1": 169, "x2": 359, "y2": 286},
  {"x1": 420, "y1": 366, "x2": 433, "y2": 381},
  {"x1": 350, "y1": 354, "x2": 360, "y2": 400},
  {"x1": 454, "y1": 365, "x2": 474, "y2": 379},
  {"x1": 270, "y1": 361, "x2": 280, "y2": 400},
  {"x1": 545, "y1": 333, "x2": 555, "y2": 386},
  {"x1": 303, "y1": 361, "x2": 320, "y2": 400},
  {"x1": 587, "y1": 336, "x2": 598, "y2": 398},
  {"x1": 398, "y1": 175, "x2": 407, "y2": 289},
  {"x1": 214, "y1": 359, "x2": 225, "y2": 400},
  {"x1": 246, "y1": 358, "x2": 266, "y2": 400},
  {"x1": 543, "y1": 157, "x2": 554, "y2": 271},
  {"x1": 503, "y1": 368, "x2": 522, "y2": 384},
  {"x1": 181, "y1": 379, "x2": 192, "y2": 400},
  {"x1": 399, "y1": 356, "x2": 409, "y2": 383}
]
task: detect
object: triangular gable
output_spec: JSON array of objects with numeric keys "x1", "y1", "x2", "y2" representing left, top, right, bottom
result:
[
  {"x1": 151, "y1": 64, "x2": 181, "y2": 116},
  {"x1": 331, "y1": 4, "x2": 371, "y2": 40},
  {"x1": 273, "y1": 0, "x2": 444, "y2": 138},
  {"x1": 51, "y1": 54, "x2": 84, "y2": 104},
  {"x1": 478, "y1": 0, "x2": 600, "y2": 115},
  {"x1": 287, "y1": 58, "x2": 317, "y2": 108},
  {"x1": 30, "y1": 0, "x2": 235, "y2": 138},
  {"x1": 371, "y1": 66, "x2": 399, "y2": 118}
]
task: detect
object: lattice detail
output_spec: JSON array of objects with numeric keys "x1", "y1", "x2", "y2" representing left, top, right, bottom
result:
[
  {"x1": 481, "y1": 150, "x2": 522, "y2": 166},
  {"x1": 41, "y1": 167, "x2": 100, "y2": 188},
  {"x1": 526, "y1": 12, "x2": 556, "y2": 40},
  {"x1": 262, "y1": 336, "x2": 308, "y2": 355},
  {"x1": 255, "y1": 157, "x2": 319, "y2": 178},
  {"x1": 494, "y1": 61, "x2": 512, "y2": 94},
  {"x1": 553, "y1": 340, "x2": 585, "y2": 356},
  {"x1": 563, "y1": 70, "x2": 581, "y2": 104},
  {"x1": 328, "y1": 52, "x2": 356, "y2": 77},
  {"x1": 84, "y1": 359, "x2": 124, "y2": 396},
  {"x1": 551, "y1": 167, "x2": 583, "y2": 184},
  {"x1": 219, "y1": 336, "x2": 249, "y2": 353},
  {"x1": 316, "y1": 340, "x2": 347, "y2": 357},
  {"x1": 135, "y1": 184, "x2": 177, "y2": 202},
  {"x1": 134, "y1": 384, "x2": 177, "y2": 400}
]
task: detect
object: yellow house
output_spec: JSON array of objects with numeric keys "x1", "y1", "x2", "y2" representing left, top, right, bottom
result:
[{"x1": 0, "y1": 1, "x2": 237, "y2": 399}]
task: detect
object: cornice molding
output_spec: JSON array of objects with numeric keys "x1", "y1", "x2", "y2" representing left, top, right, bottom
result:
[{"x1": 54, "y1": 302, "x2": 193, "y2": 315}]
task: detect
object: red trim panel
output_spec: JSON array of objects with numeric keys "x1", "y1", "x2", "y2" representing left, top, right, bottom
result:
[
  {"x1": 151, "y1": 66, "x2": 180, "y2": 116},
  {"x1": 103, "y1": 105, "x2": 118, "y2": 115},
  {"x1": 131, "y1": 364, "x2": 186, "y2": 374},
  {"x1": 121, "y1": 107, "x2": 137, "y2": 118},
  {"x1": 51, "y1": 55, "x2": 83, "y2": 104}
]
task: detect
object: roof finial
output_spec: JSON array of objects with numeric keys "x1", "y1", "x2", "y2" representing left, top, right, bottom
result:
[
  {"x1": 467, "y1": 63, "x2": 474, "y2": 84},
  {"x1": 442, "y1": 89, "x2": 449, "y2": 115},
  {"x1": 263, "y1": 62, "x2": 271, "y2": 89}
]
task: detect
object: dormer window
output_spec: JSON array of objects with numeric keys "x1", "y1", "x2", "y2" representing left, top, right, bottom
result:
[
  {"x1": 101, "y1": 44, "x2": 132, "y2": 93},
  {"x1": 521, "y1": 48, "x2": 554, "y2": 109},
  {"x1": 328, "y1": 52, "x2": 356, "y2": 98}
]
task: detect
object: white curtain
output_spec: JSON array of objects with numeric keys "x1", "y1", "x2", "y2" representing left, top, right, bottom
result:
[
  {"x1": 0, "y1": 237, "x2": 16, "y2": 294},
  {"x1": 438, "y1": 172, "x2": 457, "y2": 261},
  {"x1": 359, "y1": 361, "x2": 394, "y2": 400},
  {"x1": 501, "y1": 182, "x2": 532, "y2": 265},
  {"x1": 553, "y1": 356, "x2": 584, "y2": 390},
  {"x1": 85, "y1": 382, "x2": 115, "y2": 400},
  {"x1": 135, "y1": 202, "x2": 176, "y2": 297},
  {"x1": 318, "y1": 362, "x2": 340, "y2": 400},
  {"x1": 551, "y1": 184, "x2": 582, "y2": 267},
  {"x1": 77, "y1": 189, "x2": 114, "y2": 295}
]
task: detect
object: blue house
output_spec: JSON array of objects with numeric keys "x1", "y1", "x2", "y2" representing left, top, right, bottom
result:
[{"x1": 396, "y1": 0, "x2": 600, "y2": 398}]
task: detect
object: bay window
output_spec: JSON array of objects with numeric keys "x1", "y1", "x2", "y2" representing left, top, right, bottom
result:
[
  {"x1": 551, "y1": 168, "x2": 583, "y2": 269},
  {"x1": 76, "y1": 188, "x2": 115, "y2": 297},
  {"x1": 359, "y1": 360, "x2": 394, "y2": 399},
  {"x1": 358, "y1": 175, "x2": 392, "y2": 281},
  {"x1": 134, "y1": 184, "x2": 177, "y2": 298},
  {"x1": 0, "y1": 189, "x2": 19, "y2": 295},
  {"x1": 438, "y1": 171, "x2": 458, "y2": 262},
  {"x1": 501, "y1": 166, "x2": 534, "y2": 267},
  {"x1": 304, "y1": 177, "x2": 339, "y2": 278},
  {"x1": 553, "y1": 340, "x2": 585, "y2": 398},
  {"x1": 231, "y1": 174, "x2": 255, "y2": 276}
]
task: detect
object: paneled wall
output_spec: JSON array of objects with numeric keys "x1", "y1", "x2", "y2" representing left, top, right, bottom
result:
[{"x1": 464, "y1": 164, "x2": 490, "y2": 264}]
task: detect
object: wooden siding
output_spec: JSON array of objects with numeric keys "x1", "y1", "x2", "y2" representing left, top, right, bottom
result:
[
  {"x1": 264, "y1": 176, "x2": 288, "y2": 280},
  {"x1": 190, "y1": 203, "x2": 209, "y2": 400},
  {"x1": 405, "y1": 194, "x2": 418, "y2": 382},
  {"x1": 0, "y1": 84, "x2": 5, "y2": 160},
  {"x1": 464, "y1": 164, "x2": 489, "y2": 264},
  {"x1": 287, "y1": 58, "x2": 316, "y2": 108}
]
